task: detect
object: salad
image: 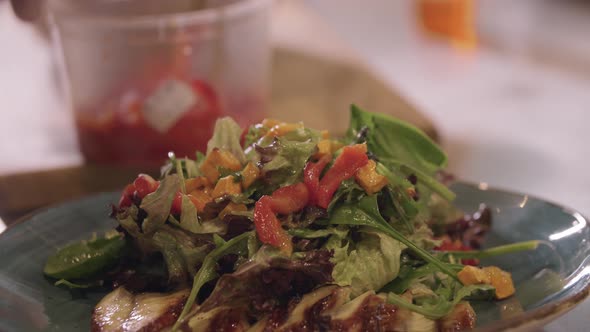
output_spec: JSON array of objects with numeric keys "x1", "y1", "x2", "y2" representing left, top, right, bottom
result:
[{"x1": 44, "y1": 106, "x2": 538, "y2": 331}]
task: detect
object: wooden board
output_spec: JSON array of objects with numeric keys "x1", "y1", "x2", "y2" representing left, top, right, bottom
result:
[
  {"x1": 271, "y1": 48, "x2": 437, "y2": 139},
  {"x1": 0, "y1": 48, "x2": 436, "y2": 224}
]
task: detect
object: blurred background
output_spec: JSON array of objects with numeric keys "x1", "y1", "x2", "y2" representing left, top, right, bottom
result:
[{"x1": 0, "y1": 0, "x2": 588, "y2": 328}]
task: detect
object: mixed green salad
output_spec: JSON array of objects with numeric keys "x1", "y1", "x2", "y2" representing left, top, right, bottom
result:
[{"x1": 44, "y1": 106, "x2": 538, "y2": 332}]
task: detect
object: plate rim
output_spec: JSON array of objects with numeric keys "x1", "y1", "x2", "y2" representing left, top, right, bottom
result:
[{"x1": 1, "y1": 182, "x2": 589, "y2": 331}]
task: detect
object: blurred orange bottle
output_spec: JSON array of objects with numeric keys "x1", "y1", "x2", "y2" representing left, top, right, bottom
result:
[{"x1": 417, "y1": 0, "x2": 477, "y2": 49}]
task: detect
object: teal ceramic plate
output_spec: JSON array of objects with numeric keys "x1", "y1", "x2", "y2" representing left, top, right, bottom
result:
[{"x1": 0, "y1": 182, "x2": 588, "y2": 331}]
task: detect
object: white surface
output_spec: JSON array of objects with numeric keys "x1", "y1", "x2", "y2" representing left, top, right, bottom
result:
[
  {"x1": 303, "y1": 1, "x2": 589, "y2": 331},
  {"x1": 0, "y1": 0, "x2": 588, "y2": 330}
]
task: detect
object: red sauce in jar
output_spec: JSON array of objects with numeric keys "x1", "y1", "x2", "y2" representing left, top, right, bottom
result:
[{"x1": 75, "y1": 79, "x2": 222, "y2": 166}]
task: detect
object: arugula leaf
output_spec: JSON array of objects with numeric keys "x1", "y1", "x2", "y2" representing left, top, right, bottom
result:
[
  {"x1": 326, "y1": 179, "x2": 366, "y2": 213},
  {"x1": 386, "y1": 284, "x2": 494, "y2": 319},
  {"x1": 329, "y1": 195, "x2": 458, "y2": 280},
  {"x1": 151, "y1": 231, "x2": 188, "y2": 284},
  {"x1": 173, "y1": 231, "x2": 253, "y2": 331},
  {"x1": 439, "y1": 240, "x2": 540, "y2": 259},
  {"x1": 347, "y1": 105, "x2": 447, "y2": 175},
  {"x1": 371, "y1": 163, "x2": 421, "y2": 233},
  {"x1": 378, "y1": 159, "x2": 455, "y2": 201},
  {"x1": 141, "y1": 174, "x2": 180, "y2": 234},
  {"x1": 206, "y1": 117, "x2": 247, "y2": 164},
  {"x1": 381, "y1": 262, "x2": 464, "y2": 294},
  {"x1": 162, "y1": 153, "x2": 201, "y2": 179}
]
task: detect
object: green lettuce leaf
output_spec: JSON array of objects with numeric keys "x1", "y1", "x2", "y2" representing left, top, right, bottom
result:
[
  {"x1": 262, "y1": 132, "x2": 319, "y2": 187},
  {"x1": 141, "y1": 174, "x2": 181, "y2": 234},
  {"x1": 151, "y1": 226, "x2": 211, "y2": 284},
  {"x1": 325, "y1": 230, "x2": 403, "y2": 297},
  {"x1": 167, "y1": 195, "x2": 226, "y2": 234},
  {"x1": 206, "y1": 117, "x2": 247, "y2": 164}
]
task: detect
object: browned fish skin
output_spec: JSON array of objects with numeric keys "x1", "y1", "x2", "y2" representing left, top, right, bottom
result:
[
  {"x1": 208, "y1": 308, "x2": 250, "y2": 332},
  {"x1": 437, "y1": 302, "x2": 476, "y2": 332},
  {"x1": 91, "y1": 288, "x2": 188, "y2": 332},
  {"x1": 329, "y1": 294, "x2": 399, "y2": 332}
]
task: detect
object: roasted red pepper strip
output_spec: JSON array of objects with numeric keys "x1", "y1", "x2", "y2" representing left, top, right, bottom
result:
[
  {"x1": 254, "y1": 196, "x2": 293, "y2": 255},
  {"x1": 270, "y1": 183, "x2": 310, "y2": 215},
  {"x1": 316, "y1": 144, "x2": 369, "y2": 209},
  {"x1": 253, "y1": 183, "x2": 310, "y2": 255},
  {"x1": 304, "y1": 154, "x2": 332, "y2": 206}
]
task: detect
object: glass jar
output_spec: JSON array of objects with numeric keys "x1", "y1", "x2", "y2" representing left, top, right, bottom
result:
[{"x1": 47, "y1": 0, "x2": 271, "y2": 165}]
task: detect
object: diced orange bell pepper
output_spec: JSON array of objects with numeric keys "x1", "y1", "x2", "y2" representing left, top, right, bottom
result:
[
  {"x1": 211, "y1": 175, "x2": 242, "y2": 198},
  {"x1": 483, "y1": 266, "x2": 515, "y2": 300},
  {"x1": 199, "y1": 148, "x2": 242, "y2": 183},
  {"x1": 184, "y1": 176, "x2": 210, "y2": 193},
  {"x1": 261, "y1": 118, "x2": 281, "y2": 128},
  {"x1": 458, "y1": 265, "x2": 491, "y2": 286},
  {"x1": 187, "y1": 190, "x2": 213, "y2": 212},
  {"x1": 354, "y1": 159, "x2": 388, "y2": 195},
  {"x1": 241, "y1": 162, "x2": 261, "y2": 189}
]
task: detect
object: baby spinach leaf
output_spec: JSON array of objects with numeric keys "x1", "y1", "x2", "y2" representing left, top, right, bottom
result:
[
  {"x1": 44, "y1": 232, "x2": 125, "y2": 280},
  {"x1": 346, "y1": 104, "x2": 447, "y2": 175}
]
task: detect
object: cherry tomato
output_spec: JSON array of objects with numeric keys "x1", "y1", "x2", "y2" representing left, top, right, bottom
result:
[
  {"x1": 133, "y1": 174, "x2": 159, "y2": 199},
  {"x1": 170, "y1": 192, "x2": 183, "y2": 215},
  {"x1": 118, "y1": 184, "x2": 136, "y2": 208}
]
